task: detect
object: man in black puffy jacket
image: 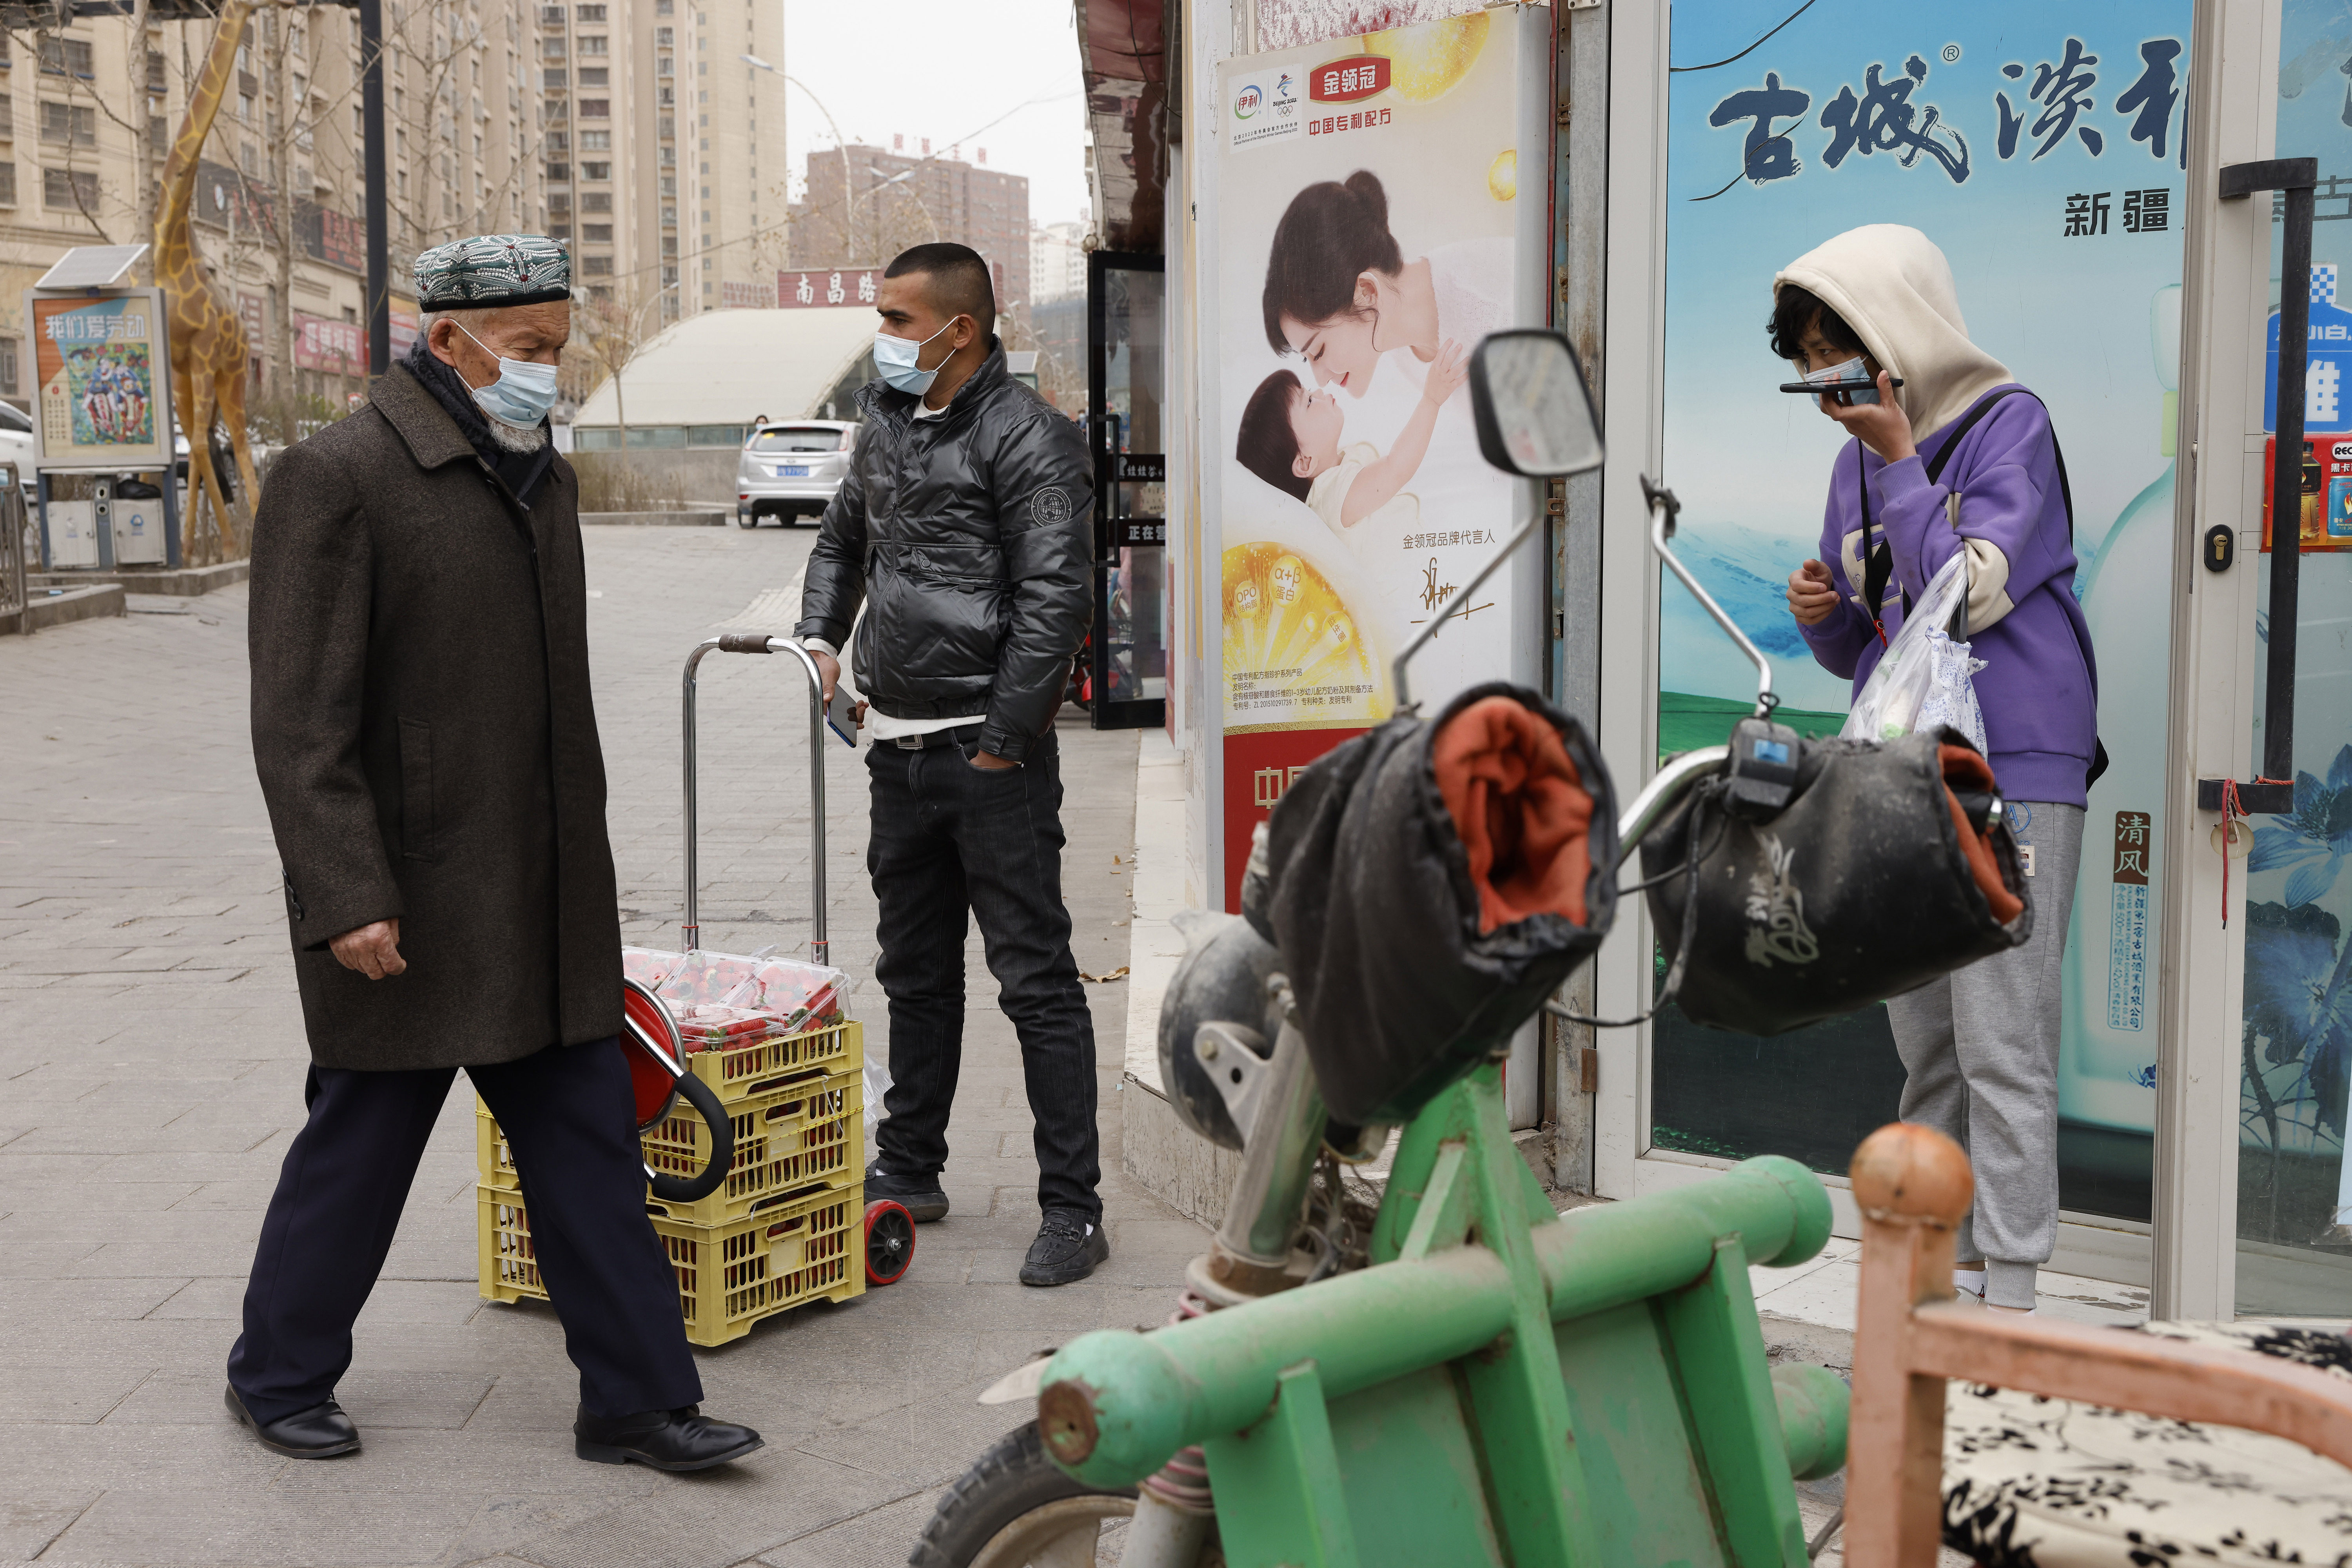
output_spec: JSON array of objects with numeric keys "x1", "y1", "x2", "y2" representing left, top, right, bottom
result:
[{"x1": 796, "y1": 243, "x2": 1107, "y2": 1285}]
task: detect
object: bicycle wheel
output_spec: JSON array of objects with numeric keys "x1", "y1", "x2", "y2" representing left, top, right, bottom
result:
[{"x1": 911, "y1": 1420, "x2": 1139, "y2": 1568}]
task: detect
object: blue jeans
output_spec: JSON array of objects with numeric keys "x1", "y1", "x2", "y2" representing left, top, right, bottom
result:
[{"x1": 865, "y1": 727, "x2": 1101, "y2": 1218}]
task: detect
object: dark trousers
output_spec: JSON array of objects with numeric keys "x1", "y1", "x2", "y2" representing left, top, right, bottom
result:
[
  {"x1": 227, "y1": 1037, "x2": 702, "y2": 1425},
  {"x1": 866, "y1": 728, "x2": 1101, "y2": 1217}
]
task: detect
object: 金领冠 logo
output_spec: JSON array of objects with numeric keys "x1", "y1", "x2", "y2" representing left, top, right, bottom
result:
[
  {"x1": 1308, "y1": 56, "x2": 1390, "y2": 102},
  {"x1": 1234, "y1": 83, "x2": 1261, "y2": 119}
]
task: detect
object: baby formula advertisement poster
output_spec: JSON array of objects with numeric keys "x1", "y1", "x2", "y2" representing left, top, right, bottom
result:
[
  {"x1": 1212, "y1": 7, "x2": 1546, "y2": 906},
  {"x1": 1656, "y1": 2, "x2": 2191, "y2": 1170}
]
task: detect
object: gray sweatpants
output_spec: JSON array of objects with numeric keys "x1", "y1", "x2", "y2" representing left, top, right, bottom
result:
[{"x1": 1883, "y1": 800, "x2": 2083, "y2": 1311}]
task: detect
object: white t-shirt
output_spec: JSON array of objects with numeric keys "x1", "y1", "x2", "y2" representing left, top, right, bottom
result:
[{"x1": 1305, "y1": 441, "x2": 1419, "y2": 548}]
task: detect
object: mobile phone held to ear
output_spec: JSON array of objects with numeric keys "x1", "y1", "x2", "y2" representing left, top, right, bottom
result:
[
  {"x1": 1780, "y1": 374, "x2": 1903, "y2": 406},
  {"x1": 826, "y1": 684, "x2": 859, "y2": 748}
]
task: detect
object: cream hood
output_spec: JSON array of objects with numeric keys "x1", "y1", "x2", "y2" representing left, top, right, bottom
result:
[{"x1": 1773, "y1": 225, "x2": 2012, "y2": 440}]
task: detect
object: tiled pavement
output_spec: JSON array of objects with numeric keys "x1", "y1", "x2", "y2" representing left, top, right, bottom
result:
[{"x1": 0, "y1": 524, "x2": 1193, "y2": 1567}]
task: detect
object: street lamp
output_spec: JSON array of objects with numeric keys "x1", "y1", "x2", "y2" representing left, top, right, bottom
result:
[{"x1": 741, "y1": 53, "x2": 866, "y2": 260}]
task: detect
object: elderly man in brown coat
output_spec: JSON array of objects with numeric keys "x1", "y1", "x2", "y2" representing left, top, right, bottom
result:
[{"x1": 227, "y1": 234, "x2": 759, "y2": 1471}]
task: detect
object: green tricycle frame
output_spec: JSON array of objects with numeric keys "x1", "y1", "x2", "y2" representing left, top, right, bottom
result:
[{"x1": 1036, "y1": 1060, "x2": 1849, "y2": 1568}]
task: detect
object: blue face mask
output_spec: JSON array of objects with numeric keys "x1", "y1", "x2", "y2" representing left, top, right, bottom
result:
[
  {"x1": 456, "y1": 321, "x2": 562, "y2": 427},
  {"x1": 873, "y1": 316, "x2": 965, "y2": 396}
]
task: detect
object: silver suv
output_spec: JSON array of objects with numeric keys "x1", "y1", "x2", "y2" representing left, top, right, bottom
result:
[{"x1": 736, "y1": 420, "x2": 858, "y2": 528}]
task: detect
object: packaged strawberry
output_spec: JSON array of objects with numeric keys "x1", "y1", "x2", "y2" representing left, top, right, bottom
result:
[{"x1": 621, "y1": 946, "x2": 852, "y2": 1045}]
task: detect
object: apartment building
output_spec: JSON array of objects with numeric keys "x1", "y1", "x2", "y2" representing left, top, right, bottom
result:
[
  {"x1": 0, "y1": 3, "x2": 544, "y2": 412},
  {"x1": 1030, "y1": 218, "x2": 1085, "y2": 304},
  {"x1": 788, "y1": 140, "x2": 1031, "y2": 323},
  {"x1": 537, "y1": 0, "x2": 781, "y2": 325}
]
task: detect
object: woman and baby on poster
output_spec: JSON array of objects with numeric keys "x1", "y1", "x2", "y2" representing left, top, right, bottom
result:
[{"x1": 1232, "y1": 169, "x2": 1514, "y2": 675}]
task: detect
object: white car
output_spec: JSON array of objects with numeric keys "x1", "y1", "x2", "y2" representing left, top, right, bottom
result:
[
  {"x1": 736, "y1": 420, "x2": 858, "y2": 528},
  {"x1": 0, "y1": 400, "x2": 35, "y2": 470}
]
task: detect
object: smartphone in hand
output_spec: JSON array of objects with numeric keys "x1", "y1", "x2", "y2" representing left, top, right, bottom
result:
[
  {"x1": 1779, "y1": 365, "x2": 1903, "y2": 406},
  {"x1": 826, "y1": 684, "x2": 860, "y2": 748}
]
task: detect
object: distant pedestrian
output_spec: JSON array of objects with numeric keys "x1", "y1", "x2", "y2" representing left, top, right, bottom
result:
[
  {"x1": 235, "y1": 233, "x2": 762, "y2": 1469},
  {"x1": 795, "y1": 241, "x2": 1107, "y2": 1285}
]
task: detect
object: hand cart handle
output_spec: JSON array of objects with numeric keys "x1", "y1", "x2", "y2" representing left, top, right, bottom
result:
[{"x1": 681, "y1": 634, "x2": 831, "y2": 964}]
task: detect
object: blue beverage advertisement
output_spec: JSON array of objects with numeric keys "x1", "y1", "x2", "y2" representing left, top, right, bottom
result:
[{"x1": 1650, "y1": 0, "x2": 2190, "y2": 1215}]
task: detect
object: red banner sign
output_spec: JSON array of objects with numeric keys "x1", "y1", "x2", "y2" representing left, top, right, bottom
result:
[
  {"x1": 294, "y1": 312, "x2": 365, "y2": 373},
  {"x1": 1221, "y1": 728, "x2": 1368, "y2": 909},
  {"x1": 1308, "y1": 55, "x2": 1389, "y2": 102}
]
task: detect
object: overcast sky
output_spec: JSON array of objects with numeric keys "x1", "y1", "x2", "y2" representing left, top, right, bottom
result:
[{"x1": 778, "y1": 0, "x2": 1093, "y2": 230}]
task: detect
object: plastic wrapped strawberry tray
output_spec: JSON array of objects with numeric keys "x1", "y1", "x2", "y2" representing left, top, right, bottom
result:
[{"x1": 622, "y1": 946, "x2": 852, "y2": 1050}]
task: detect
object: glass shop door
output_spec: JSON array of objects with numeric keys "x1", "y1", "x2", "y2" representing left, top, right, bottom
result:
[
  {"x1": 1087, "y1": 250, "x2": 1167, "y2": 731},
  {"x1": 2229, "y1": 6, "x2": 2352, "y2": 1316}
]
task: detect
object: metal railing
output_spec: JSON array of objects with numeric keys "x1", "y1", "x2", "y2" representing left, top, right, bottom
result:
[{"x1": 0, "y1": 463, "x2": 27, "y2": 635}]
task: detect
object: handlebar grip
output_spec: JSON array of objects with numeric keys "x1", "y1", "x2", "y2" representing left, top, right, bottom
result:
[
  {"x1": 647, "y1": 1068, "x2": 735, "y2": 1204},
  {"x1": 717, "y1": 632, "x2": 774, "y2": 655}
]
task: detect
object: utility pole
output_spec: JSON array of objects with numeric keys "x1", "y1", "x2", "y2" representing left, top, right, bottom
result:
[{"x1": 360, "y1": 0, "x2": 387, "y2": 376}]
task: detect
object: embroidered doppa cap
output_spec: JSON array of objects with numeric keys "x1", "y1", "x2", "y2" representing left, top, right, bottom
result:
[{"x1": 413, "y1": 233, "x2": 572, "y2": 311}]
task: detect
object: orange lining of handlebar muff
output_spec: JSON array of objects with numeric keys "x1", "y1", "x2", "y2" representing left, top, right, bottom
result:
[
  {"x1": 1432, "y1": 696, "x2": 1593, "y2": 934},
  {"x1": 1938, "y1": 745, "x2": 2025, "y2": 926}
]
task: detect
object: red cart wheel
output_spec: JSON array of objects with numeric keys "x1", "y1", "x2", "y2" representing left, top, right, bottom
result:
[{"x1": 865, "y1": 1199, "x2": 915, "y2": 1285}]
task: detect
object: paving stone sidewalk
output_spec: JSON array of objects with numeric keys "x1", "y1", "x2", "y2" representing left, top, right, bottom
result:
[{"x1": 0, "y1": 524, "x2": 1192, "y2": 1568}]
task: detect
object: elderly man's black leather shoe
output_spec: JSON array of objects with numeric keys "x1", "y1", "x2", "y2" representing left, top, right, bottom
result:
[
  {"x1": 224, "y1": 1384, "x2": 361, "y2": 1459},
  {"x1": 575, "y1": 1404, "x2": 763, "y2": 1471}
]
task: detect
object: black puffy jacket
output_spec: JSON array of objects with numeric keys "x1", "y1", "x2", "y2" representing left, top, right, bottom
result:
[{"x1": 795, "y1": 342, "x2": 1093, "y2": 764}]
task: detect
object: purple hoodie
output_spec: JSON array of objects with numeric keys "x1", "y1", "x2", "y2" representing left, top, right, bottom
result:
[{"x1": 1798, "y1": 385, "x2": 2098, "y2": 807}]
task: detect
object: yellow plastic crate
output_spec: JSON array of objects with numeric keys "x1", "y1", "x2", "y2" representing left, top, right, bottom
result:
[
  {"x1": 475, "y1": 1023, "x2": 865, "y2": 1195},
  {"x1": 478, "y1": 1068, "x2": 859, "y2": 1213},
  {"x1": 477, "y1": 1181, "x2": 864, "y2": 1347},
  {"x1": 686, "y1": 1019, "x2": 861, "y2": 1102},
  {"x1": 641, "y1": 1066, "x2": 860, "y2": 1222}
]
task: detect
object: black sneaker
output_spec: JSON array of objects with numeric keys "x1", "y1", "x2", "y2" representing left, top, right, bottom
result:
[
  {"x1": 1020, "y1": 1208, "x2": 1109, "y2": 1286},
  {"x1": 865, "y1": 1159, "x2": 949, "y2": 1223}
]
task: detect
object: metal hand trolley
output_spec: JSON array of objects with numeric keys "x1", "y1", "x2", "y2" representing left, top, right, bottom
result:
[
  {"x1": 474, "y1": 633, "x2": 912, "y2": 1347},
  {"x1": 682, "y1": 631, "x2": 917, "y2": 1290}
]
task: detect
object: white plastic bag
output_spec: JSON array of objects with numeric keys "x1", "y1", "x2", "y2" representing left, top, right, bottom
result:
[
  {"x1": 862, "y1": 1054, "x2": 893, "y2": 1154},
  {"x1": 1841, "y1": 550, "x2": 1989, "y2": 752}
]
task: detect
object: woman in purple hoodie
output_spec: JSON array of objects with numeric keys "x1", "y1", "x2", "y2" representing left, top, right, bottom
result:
[{"x1": 1777, "y1": 225, "x2": 2098, "y2": 1317}]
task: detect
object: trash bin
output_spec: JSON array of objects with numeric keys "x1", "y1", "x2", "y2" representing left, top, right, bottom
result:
[
  {"x1": 112, "y1": 480, "x2": 167, "y2": 565},
  {"x1": 45, "y1": 499, "x2": 96, "y2": 568}
]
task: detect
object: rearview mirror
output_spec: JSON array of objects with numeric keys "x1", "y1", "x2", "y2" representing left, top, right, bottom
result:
[{"x1": 1468, "y1": 330, "x2": 1603, "y2": 479}]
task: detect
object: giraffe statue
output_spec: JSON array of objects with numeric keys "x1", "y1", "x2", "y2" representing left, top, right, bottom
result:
[{"x1": 154, "y1": 0, "x2": 264, "y2": 565}]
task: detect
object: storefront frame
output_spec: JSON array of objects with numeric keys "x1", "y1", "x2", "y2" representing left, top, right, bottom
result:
[
  {"x1": 1579, "y1": 0, "x2": 2303, "y2": 1321},
  {"x1": 1150, "y1": 0, "x2": 2340, "y2": 1321}
]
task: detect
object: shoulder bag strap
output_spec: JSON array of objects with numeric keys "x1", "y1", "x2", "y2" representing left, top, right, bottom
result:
[{"x1": 1862, "y1": 388, "x2": 2037, "y2": 640}]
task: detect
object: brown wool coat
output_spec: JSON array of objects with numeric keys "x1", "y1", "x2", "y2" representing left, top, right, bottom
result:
[{"x1": 247, "y1": 364, "x2": 621, "y2": 1070}]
